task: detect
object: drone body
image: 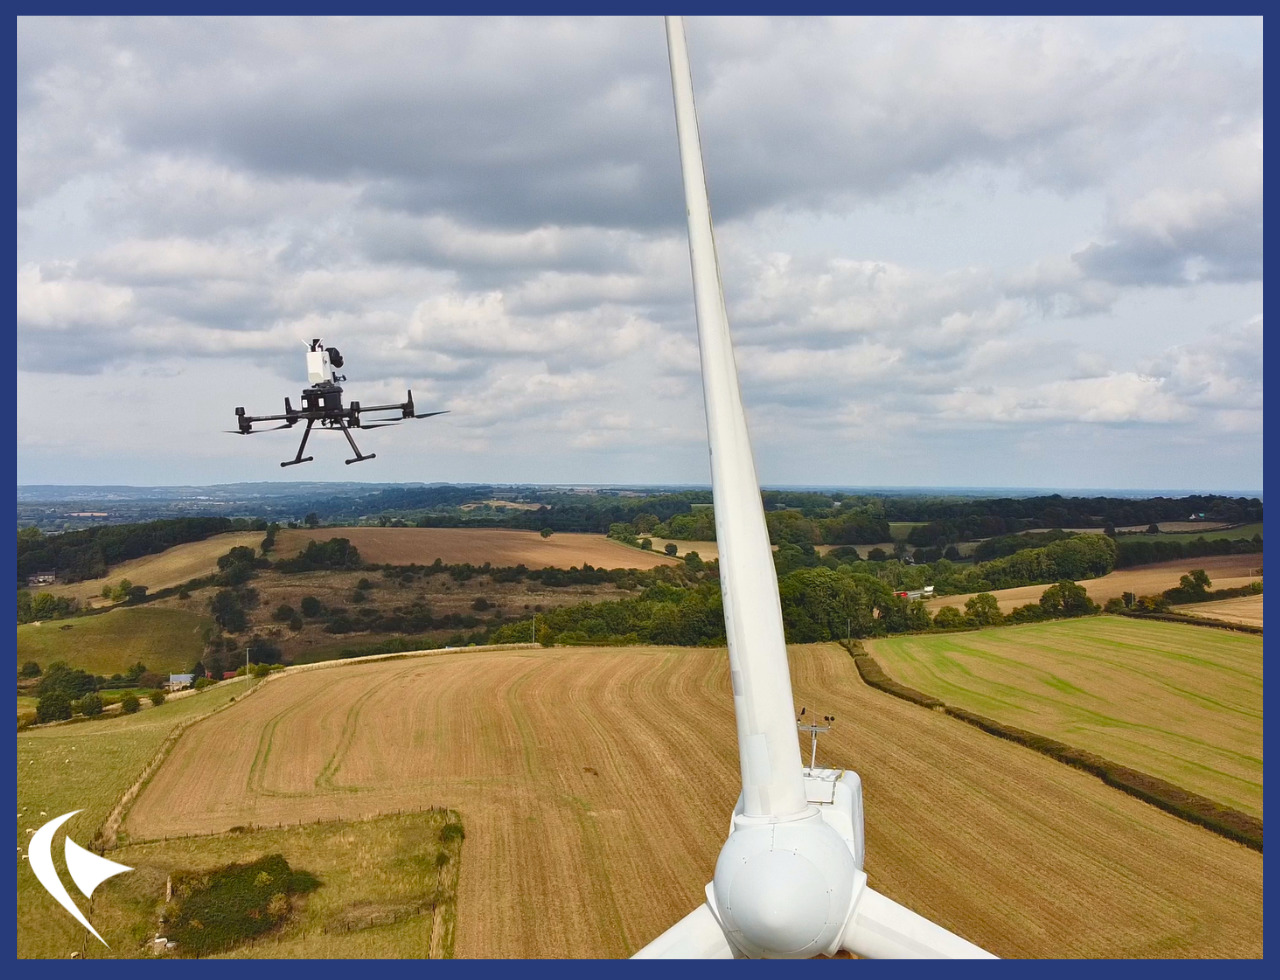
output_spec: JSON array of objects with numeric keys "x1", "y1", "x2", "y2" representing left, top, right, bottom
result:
[{"x1": 230, "y1": 339, "x2": 446, "y2": 467}]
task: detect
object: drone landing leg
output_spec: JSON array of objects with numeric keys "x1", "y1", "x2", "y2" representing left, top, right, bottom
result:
[
  {"x1": 281, "y1": 419, "x2": 316, "y2": 468},
  {"x1": 336, "y1": 419, "x2": 376, "y2": 465}
]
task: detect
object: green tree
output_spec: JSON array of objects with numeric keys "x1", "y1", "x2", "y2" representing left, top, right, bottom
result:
[
  {"x1": 304, "y1": 512, "x2": 320, "y2": 528},
  {"x1": 540, "y1": 528, "x2": 553, "y2": 538},
  {"x1": 1039, "y1": 579, "x2": 1097, "y2": 617},
  {"x1": 120, "y1": 694, "x2": 142, "y2": 714},
  {"x1": 19, "y1": 661, "x2": 41, "y2": 679},
  {"x1": 907, "y1": 600, "x2": 932, "y2": 631},
  {"x1": 300, "y1": 595, "x2": 323, "y2": 617},
  {"x1": 211, "y1": 589, "x2": 248, "y2": 632},
  {"x1": 964, "y1": 593, "x2": 1003, "y2": 627},
  {"x1": 74, "y1": 692, "x2": 104, "y2": 716},
  {"x1": 932, "y1": 606, "x2": 966, "y2": 629},
  {"x1": 664, "y1": 543, "x2": 678, "y2": 556},
  {"x1": 640, "y1": 538, "x2": 653, "y2": 551},
  {"x1": 1178, "y1": 569, "x2": 1212, "y2": 597},
  {"x1": 149, "y1": 690, "x2": 166, "y2": 706},
  {"x1": 37, "y1": 691, "x2": 73, "y2": 723},
  {"x1": 867, "y1": 547, "x2": 888, "y2": 562}
]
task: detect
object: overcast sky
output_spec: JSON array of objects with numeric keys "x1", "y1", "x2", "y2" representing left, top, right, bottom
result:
[{"x1": 16, "y1": 16, "x2": 1263, "y2": 492}]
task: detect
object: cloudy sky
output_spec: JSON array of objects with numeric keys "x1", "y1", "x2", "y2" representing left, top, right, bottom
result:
[{"x1": 16, "y1": 16, "x2": 1263, "y2": 492}]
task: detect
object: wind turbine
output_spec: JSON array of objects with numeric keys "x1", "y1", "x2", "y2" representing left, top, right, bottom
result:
[{"x1": 633, "y1": 17, "x2": 996, "y2": 959}]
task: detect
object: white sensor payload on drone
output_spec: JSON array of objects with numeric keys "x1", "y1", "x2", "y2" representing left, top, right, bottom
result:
[{"x1": 228, "y1": 339, "x2": 447, "y2": 467}]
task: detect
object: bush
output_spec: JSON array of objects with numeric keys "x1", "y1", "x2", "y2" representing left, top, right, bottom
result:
[
  {"x1": 149, "y1": 690, "x2": 166, "y2": 706},
  {"x1": 20, "y1": 661, "x2": 41, "y2": 678},
  {"x1": 300, "y1": 596, "x2": 323, "y2": 618},
  {"x1": 37, "y1": 692, "x2": 73, "y2": 722},
  {"x1": 932, "y1": 606, "x2": 966, "y2": 630},
  {"x1": 120, "y1": 694, "x2": 142, "y2": 714},
  {"x1": 471, "y1": 597, "x2": 491, "y2": 611},
  {"x1": 74, "y1": 692, "x2": 104, "y2": 717},
  {"x1": 194, "y1": 676, "x2": 214, "y2": 689},
  {"x1": 664, "y1": 543, "x2": 678, "y2": 556},
  {"x1": 272, "y1": 603, "x2": 296, "y2": 623}
]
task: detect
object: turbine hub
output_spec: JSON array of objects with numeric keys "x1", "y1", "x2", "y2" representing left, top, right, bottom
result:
[{"x1": 712, "y1": 810, "x2": 858, "y2": 958}]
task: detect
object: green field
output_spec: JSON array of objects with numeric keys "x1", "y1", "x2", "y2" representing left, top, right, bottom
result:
[
  {"x1": 866, "y1": 617, "x2": 1263, "y2": 818},
  {"x1": 1126, "y1": 522, "x2": 1263, "y2": 542},
  {"x1": 18, "y1": 680, "x2": 256, "y2": 959},
  {"x1": 17, "y1": 606, "x2": 212, "y2": 678},
  {"x1": 88, "y1": 811, "x2": 462, "y2": 959},
  {"x1": 887, "y1": 522, "x2": 926, "y2": 541}
]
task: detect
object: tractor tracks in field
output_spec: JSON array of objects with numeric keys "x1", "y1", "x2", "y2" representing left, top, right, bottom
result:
[{"x1": 95, "y1": 678, "x2": 266, "y2": 851}]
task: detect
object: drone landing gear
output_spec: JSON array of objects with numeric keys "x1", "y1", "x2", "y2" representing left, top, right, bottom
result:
[
  {"x1": 336, "y1": 418, "x2": 376, "y2": 465},
  {"x1": 281, "y1": 419, "x2": 316, "y2": 468}
]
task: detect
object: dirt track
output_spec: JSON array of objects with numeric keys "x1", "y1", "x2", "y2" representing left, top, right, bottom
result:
[
  {"x1": 275, "y1": 527, "x2": 679, "y2": 570},
  {"x1": 125, "y1": 643, "x2": 1262, "y2": 958},
  {"x1": 926, "y1": 554, "x2": 1263, "y2": 614}
]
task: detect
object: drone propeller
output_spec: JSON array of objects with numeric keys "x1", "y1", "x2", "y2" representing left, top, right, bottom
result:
[
  {"x1": 358, "y1": 421, "x2": 402, "y2": 430},
  {"x1": 412, "y1": 410, "x2": 449, "y2": 419},
  {"x1": 223, "y1": 422, "x2": 293, "y2": 435}
]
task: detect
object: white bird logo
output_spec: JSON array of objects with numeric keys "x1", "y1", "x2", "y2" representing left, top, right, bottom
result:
[{"x1": 28, "y1": 811, "x2": 133, "y2": 946}]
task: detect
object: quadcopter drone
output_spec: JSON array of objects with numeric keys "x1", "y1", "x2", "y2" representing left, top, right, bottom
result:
[{"x1": 229, "y1": 339, "x2": 447, "y2": 467}]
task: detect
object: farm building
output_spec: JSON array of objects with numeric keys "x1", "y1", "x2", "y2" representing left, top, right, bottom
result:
[
  {"x1": 222, "y1": 671, "x2": 238, "y2": 680},
  {"x1": 167, "y1": 673, "x2": 194, "y2": 691},
  {"x1": 26, "y1": 571, "x2": 56, "y2": 587}
]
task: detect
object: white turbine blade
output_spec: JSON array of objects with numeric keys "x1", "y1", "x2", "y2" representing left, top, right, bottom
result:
[
  {"x1": 666, "y1": 14, "x2": 807, "y2": 821},
  {"x1": 65, "y1": 835, "x2": 133, "y2": 900},
  {"x1": 840, "y1": 887, "x2": 996, "y2": 959},
  {"x1": 633, "y1": 901, "x2": 738, "y2": 959}
]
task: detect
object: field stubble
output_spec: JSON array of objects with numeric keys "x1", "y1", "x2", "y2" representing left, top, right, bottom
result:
[
  {"x1": 125, "y1": 643, "x2": 1262, "y2": 958},
  {"x1": 274, "y1": 526, "x2": 679, "y2": 570},
  {"x1": 925, "y1": 554, "x2": 1263, "y2": 615}
]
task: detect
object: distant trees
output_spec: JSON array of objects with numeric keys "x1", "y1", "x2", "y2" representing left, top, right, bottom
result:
[
  {"x1": 120, "y1": 694, "x2": 141, "y2": 714},
  {"x1": 274, "y1": 538, "x2": 361, "y2": 572}
]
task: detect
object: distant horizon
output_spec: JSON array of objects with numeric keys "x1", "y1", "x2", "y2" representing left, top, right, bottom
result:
[{"x1": 15, "y1": 480, "x2": 1264, "y2": 499}]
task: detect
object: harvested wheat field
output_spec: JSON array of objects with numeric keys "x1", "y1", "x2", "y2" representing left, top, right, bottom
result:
[
  {"x1": 275, "y1": 527, "x2": 678, "y2": 570},
  {"x1": 124, "y1": 643, "x2": 1262, "y2": 958},
  {"x1": 39, "y1": 531, "x2": 265, "y2": 607},
  {"x1": 867, "y1": 617, "x2": 1263, "y2": 818},
  {"x1": 925, "y1": 554, "x2": 1263, "y2": 615},
  {"x1": 1180, "y1": 594, "x2": 1264, "y2": 628}
]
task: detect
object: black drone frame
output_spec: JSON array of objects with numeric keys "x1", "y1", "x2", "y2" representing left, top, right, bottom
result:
[{"x1": 232, "y1": 386, "x2": 447, "y2": 467}]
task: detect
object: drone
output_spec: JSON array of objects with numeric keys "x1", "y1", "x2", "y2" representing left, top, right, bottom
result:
[{"x1": 228, "y1": 339, "x2": 447, "y2": 467}]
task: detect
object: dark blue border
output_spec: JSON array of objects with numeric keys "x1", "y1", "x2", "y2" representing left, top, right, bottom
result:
[{"x1": 10, "y1": 5, "x2": 1269, "y2": 975}]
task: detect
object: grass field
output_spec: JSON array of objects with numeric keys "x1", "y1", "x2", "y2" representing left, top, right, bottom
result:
[
  {"x1": 274, "y1": 527, "x2": 680, "y2": 570},
  {"x1": 866, "y1": 617, "x2": 1263, "y2": 817},
  {"x1": 37, "y1": 531, "x2": 266, "y2": 607},
  {"x1": 925, "y1": 553, "x2": 1264, "y2": 615},
  {"x1": 16, "y1": 606, "x2": 212, "y2": 677},
  {"x1": 83, "y1": 810, "x2": 462, "y2": 959},
  {"x1": 124, "y1": 643, "x2": 1261, "y2": 957},
  {"x1": 1180, "y1": 594, "x2": 1265, "y2": 628},
  {"x1": 1118, "y1": 522, "x2": 1263, "y2": 542},
  {"x1": 17, "y1": 679, "x2": 257, "y2": 958}
]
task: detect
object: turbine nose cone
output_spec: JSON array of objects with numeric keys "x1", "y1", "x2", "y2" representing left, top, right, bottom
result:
[
  {"x1": 726, "y1": 849, "x2": 830, "y2": 955},
  {"x1": 713, "y1": 817, "x2": 857, "y2": 958}
]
